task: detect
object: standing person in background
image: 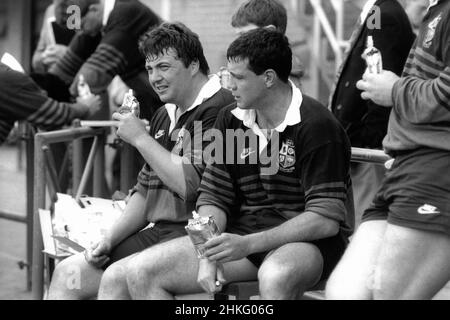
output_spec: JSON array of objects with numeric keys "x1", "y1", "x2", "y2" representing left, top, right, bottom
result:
[
  {"x1": 329, "y1": 0, "x2": 414, "y2": 227},
  {"x1": 0, "y1": 62, "x2": 100, "y2": 144},
  {"x1": 327, "y1": 0, "x2": 450, "y2": 299},
  {"x1": 32, "y1": 0, "x2": 77, "y2": 74},
  {"x1": 229, "y1": 0, "x2": 304, "y2": 87},
  {"x1": 49, "y1": 0, "x2": 163, "y2": 122}
]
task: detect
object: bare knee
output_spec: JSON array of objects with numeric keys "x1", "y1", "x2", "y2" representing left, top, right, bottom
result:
[
  {"x1": 47, "y1": 255, "x2": 90, "y2": 300},
  {"x1": 126, "y1": 252, "x2": 160, "y2": 292},
  {"x1": 98, "y1": 263, "x2": 127, "y2": 297},
  {"x1": 258, "y1": 263, "x2": 303, "y2": 299}
]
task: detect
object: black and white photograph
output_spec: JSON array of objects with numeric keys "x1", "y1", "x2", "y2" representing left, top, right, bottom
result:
[{"x1": 0, "y1": 0, "x2": 448, "y2": 310}]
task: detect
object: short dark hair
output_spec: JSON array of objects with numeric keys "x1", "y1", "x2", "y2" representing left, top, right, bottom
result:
[
  {"x1": 227, "y1": 28, "x2": 292, "y2": 83},
  {"x1": 231, "y1": 0, "x2": 287, "y2": 34},
  {"x1": 138, "y1": 22, "x2": 210, "y2": 75}
]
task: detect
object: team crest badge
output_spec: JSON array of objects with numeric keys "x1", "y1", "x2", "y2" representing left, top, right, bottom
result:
[
  {"x1": 279, "y1": 139, "x2": 296, "y2": 172},
  {"x1": 423, "y1": 14, "x2": 442, "y2": 49}
]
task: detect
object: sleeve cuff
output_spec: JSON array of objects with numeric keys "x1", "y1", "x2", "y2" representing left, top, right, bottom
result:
[
  {"x1": 196, "y1": 192, "x2": 232, "y2": 218},
  {"x1": 305, "y1": 198, "x2": 346, "y2": 223}
]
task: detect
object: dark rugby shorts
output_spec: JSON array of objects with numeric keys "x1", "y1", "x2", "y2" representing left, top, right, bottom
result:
[
  {"x1": 362, "y1": 148, "x2": 450, "y2": 236},
  {"x1": 227, "y1": 209, "x2": 348, "y2": 281},
  {"x1": 102, "y1": 221, "x2": 187, "y2": 269}
]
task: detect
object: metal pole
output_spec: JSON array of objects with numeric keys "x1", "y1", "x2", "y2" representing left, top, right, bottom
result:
[
  {"x1": 93, "y1": 132, "x2": 105, "y2": 197},
  {"x1": 311, "y1": 0, "x2": 321, "y2": 99},
  {"x1": 75, "y1": 136, "x2": 99, "y2": 202},
  {"x1": 72, "y1": 139, "x2": 83, "y2": 197},
  {"x1": 25, "y1": 123, "x2": 34, "y2": 291},
  {"x1": 0, "y1": 211, "x2": 27, "y2": 223},
  {"x1": 351, "y1": 147, "x2": 391, "y2": 164},
  {"x1": 31, "y1": 134, "x2": 46, "y2": 300}
]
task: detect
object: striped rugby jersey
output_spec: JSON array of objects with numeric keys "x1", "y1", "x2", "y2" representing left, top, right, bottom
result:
[
  {"x1": 0, "y1": 63, "x2": 86, "y2": 144},
  {"x1": 383, "y1": 0, "x2": 450, "y2": 154},
  {"x1": 197, "y1": 93, "x2": 354, "y2": 237},
  {"x1": 134, "y1": 82, "x2": 234, "y2": 224}
]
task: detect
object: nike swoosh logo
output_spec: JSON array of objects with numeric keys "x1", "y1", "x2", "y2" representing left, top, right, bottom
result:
[
  {"x1": 240, "y1": 150, "x2": 256, "y2": 159},
  {"x1": 417, "y1": 204, "x2": 441, "y2": 215},
  {"x1": 155, "y1": 131, "x2": 165, "y2": 139}
]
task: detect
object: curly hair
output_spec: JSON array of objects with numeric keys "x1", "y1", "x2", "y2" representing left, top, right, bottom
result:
[{"x1": 138, "y1": 22, "x2": 210, "y2": 75}]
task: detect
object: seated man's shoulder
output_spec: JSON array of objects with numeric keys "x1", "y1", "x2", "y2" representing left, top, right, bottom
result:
[
  {"x1": 300, "y1": 95, "x2": 347, "y2": 137},
  {"x1": 215, "y1": 88, "x2": 235, "y2": 106},
  {"x1": 300, "y1": 95, "x2": 334, "y2": 122},
  {"x1": 213, "y1": 102, "x2": 239, "y2": 126}
]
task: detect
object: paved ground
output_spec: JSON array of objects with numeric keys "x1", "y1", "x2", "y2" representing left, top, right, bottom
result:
[
  {"x1": 0, "y1": 144, "x2": 32, "y2": 299},
  {"x1": 1, "y1": 142, "x2": 449, "y2": 300}
]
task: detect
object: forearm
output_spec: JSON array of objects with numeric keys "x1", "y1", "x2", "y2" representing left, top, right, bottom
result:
[
  {"x1": 246, "y1": 211, "x2": 339, "y2": 254},
  {"x1": 32, "y1": 51, "x2": 46, "y2": 73},
  {"x1": 134, "y1": 134, "x2": 187, "y2": 197},
  {"x1": 104, "y1": 192, "x2": 148, "y2": 247},
  {"x1": 393, "y1": 68, "x2": 450, "y2": 123}
]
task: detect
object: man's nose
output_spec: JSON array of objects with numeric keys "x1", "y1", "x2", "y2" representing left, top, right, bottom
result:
[{"x1": 150, "y1": 69, "x2": 163, "y2": 83}]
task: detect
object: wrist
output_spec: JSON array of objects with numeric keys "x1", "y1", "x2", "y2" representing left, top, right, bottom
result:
[
  {"x1": 244, "y1": 234, "x2": 257, "y2": 255},
  {"x1": 71, "y1": 102, "x2": 89, "y2": 118},
  {"x1": 133, "y1": 132, "x2": 151, "y2": 149}
]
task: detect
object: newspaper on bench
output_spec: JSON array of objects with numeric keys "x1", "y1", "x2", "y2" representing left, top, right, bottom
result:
[{"x1": 40, "y1": 193, "x2": 125, "y2": 256}]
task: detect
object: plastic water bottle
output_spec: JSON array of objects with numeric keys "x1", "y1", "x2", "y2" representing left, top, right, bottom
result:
[
  {"x1": 362, "y1": 36, "x2": 383, "y2": 74},
  {"x1": 219, "y1": 67, "x2": 232, "y2": 90},
  {"x1": 118, "y1": 89, "x2": 140, "y2": 117},
  {"x1": 185, "y1": 211, "x2": 220, "y2": 258}
]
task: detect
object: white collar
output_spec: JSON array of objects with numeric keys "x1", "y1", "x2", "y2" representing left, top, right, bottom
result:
[
  {"x1": 360, "y1": 0, "x2": 378, "y2": 22},
  {"x1": 230, "y1": 80, "x2": 303, "y2": 153},
  {"x1": 103, "y1": 0, "x2": 116, "y2": 26},
  {"x1": 428, "y1": 0, "x2": 439, "y2": 10},
  {"x1": 231, "y1": 80, "x2": 302, "y2": 132},
  {"x1": 165, "y1": 74, "x2": 222, "y2": 133}
]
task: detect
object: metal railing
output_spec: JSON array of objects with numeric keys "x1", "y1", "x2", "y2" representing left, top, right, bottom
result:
[
  {"x1": 308, "y1": 0, "x2": 348, "y2": 97},
  {"x1": 31, "y1": 125, "x2": 109, "y2": 299}
]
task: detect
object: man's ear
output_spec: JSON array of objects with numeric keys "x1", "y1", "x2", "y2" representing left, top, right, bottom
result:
[
  {"x1": 264, "y1": 69, "x2": 277, "y2": 88},
  {"x1": 190, "y1": 60, "x2": 200, "y2": 76},
  {"x1": 263, "y1": 24, "x2": 277, "y2": 31}
]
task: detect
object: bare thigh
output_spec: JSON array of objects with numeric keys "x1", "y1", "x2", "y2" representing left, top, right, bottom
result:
[
  {"x1": 326, "y1": 220, "x2": 387, "y2": 299},
  {"x1": 129, "y1": 236, "x2": 258, "y2": 295},
  {"x1": 374, "y1": 223, "x2": 450, "y2": 299}
]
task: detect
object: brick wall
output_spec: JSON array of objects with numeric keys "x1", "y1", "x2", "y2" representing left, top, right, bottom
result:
[{"x1": 140, "y1": 0, "x2": 307, "y2": 73}]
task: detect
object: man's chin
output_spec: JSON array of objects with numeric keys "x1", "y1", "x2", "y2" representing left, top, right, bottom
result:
[{"x1": 237, "y1": 103, "x2": 250, "y2": 110}]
